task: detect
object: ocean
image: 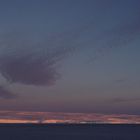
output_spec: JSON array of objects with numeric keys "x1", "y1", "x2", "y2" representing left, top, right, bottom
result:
[{"x1": 0, "y1": 124, "x2": 140, "y2": 140}]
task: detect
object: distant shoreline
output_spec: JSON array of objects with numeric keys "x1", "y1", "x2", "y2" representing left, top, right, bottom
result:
[{"x1": 0, "y1": 123, "x2": 139, "y2": 125}]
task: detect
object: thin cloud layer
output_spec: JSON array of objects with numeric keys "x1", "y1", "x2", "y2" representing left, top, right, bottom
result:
[
  {"x1": 0, "y1": 86, "x2": 16, "y2": 99},
  {"x1": 1, "y1": 18, "x2": 140, "y2": 87},
  {"x1": 0, "y1": 21, "x2": 95, "y2": 98},
  {"x1": 0, "y1": 24, "x2": 91, "y2": 86},
  {"x1": 0, "y1": 17, "x2": 140, "y2": 99},
  {"x1": 91, "y1": 18, "x2": 140, "y2": 61},
  {"x1": 0, "y1": 19, "x2": 96, "y2": 87},
  {"x1": 110, "y1": 97, "x2": 140, "y2": 103}
]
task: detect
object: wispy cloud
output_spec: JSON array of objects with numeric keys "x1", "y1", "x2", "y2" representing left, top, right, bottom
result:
[
  {"x1": 0, "y1": 86, "x2": 16, "y2": 99},
  {"x1": 109, "y1": 97, "x2": 140, "y2": 103},
  {"x1": 0, "y1": 21, "x2": 93, "y2": 87},
  {"x1": 0, "y1": 16, "x2": 140, "y2": 98},
  {"x1": 1, "y1": 17, "x2": 139, "y2": 87},
  {"x1": 90, "y1": 17, "x2": 140, "y2": 61},
  {"x1": 114, "y1": 78, "x2": 127, "y2": 84}
]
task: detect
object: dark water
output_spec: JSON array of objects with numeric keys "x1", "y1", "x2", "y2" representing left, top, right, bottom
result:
[{"x1": 0, "y1": 124, "x2": 140, "y2": 140}]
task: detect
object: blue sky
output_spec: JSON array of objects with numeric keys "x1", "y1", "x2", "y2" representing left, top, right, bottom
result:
[{"x1": 0, "y1": 0, "x2": 140, "y2": 115}]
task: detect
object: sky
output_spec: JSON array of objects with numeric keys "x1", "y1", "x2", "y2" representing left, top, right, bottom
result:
[{"x1": 0, "y1": 0, "x2": 140, "y2": 123}]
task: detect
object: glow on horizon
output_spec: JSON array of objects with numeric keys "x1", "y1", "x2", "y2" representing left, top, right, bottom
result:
[{"x1": 0, "y1": 111, "x2": 139, "y2": 124}]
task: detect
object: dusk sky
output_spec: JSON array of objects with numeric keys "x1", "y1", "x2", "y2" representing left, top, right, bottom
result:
[{"x1": 0, "y1": 0, "x2": 140, "y2": 123}]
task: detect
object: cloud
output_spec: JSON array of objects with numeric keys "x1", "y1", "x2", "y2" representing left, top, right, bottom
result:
[
  {"x1": 106, "y1": 18, "x2": 140, "y2": 48},
  {"x1": 0, "y1": 16, "x2": 140, "y2": 98},
  {"x1": 0, "y1": 86, "x2": 16, "y2": 99},
  {"x1": 114, "y1": 79, "x2": 126, "y2": 84},
  {"x1": 0, "y1": 22, "x2": 93, "y2": 86},
  {"x1": 90, "y1": 17, "x2": 140, "y2": 61},
  {"x1": 109, "y1": 97, "x2": 140, "y2": 103}
]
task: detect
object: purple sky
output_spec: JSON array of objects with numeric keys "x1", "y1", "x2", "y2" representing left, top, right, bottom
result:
[{"x1": 0, "y1": 0, "x2": 140, "y2": 116}]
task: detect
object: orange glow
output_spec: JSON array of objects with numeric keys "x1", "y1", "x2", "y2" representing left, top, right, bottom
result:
[
  {"x1": 0, "y1": 111, "x2": 139, "y2": 124},
  {"x1": 0, "y1": 119, "x2": 38, "y2": 123}
]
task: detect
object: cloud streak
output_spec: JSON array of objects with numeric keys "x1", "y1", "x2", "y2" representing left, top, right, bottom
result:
[
  {"x1": 0, "y1": 21, "x2": 94, "y2": 88},
  {"x1": 90, "y1": 17, "x2": 140, "y2": 61},
  {"x1": 1, "y1": 17, "x2": 139, "y2": 87},
  {"x1": 0, "y1": 86, "x2": 16, "y2": 99},
  {"x1": 109, "y1": 97, "x2": 140, "y2": 103},
  {"x1": 0, "y1": 17, "x2": 140, "y2": 98}
]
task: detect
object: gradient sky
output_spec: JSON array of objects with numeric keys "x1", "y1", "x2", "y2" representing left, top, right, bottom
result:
[{"x1": 0, "y1": 0, "x2": 140, "y2": 116}]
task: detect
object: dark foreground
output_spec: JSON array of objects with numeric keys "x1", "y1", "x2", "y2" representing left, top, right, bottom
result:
[{"x1": 0, "y1": 124, "x2": 140, "y2": 140}]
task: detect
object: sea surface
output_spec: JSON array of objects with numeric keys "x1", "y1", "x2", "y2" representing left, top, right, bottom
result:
[{"x1": 0, "y1": 124, "x2": 140, "y2": 140}]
